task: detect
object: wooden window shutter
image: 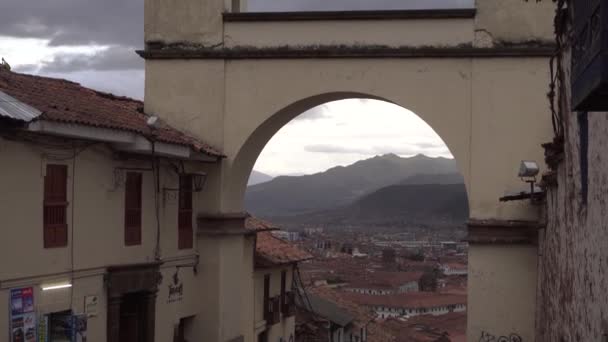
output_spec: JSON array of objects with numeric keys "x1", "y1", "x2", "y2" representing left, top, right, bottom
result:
[
  {"x1": 178, "y1": 175, "x2": 193, "y2": 249},
  {"x1": 124, "y1": 172, "x2": 143, "y2": 246},
  {"x1": 44, "y1": 164, "x2": 68, "y2": 248}
]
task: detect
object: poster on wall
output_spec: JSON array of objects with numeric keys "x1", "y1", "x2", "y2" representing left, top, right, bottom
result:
[
  {"x1": 37, "y1": 315, "x2": 48, "y2": 342},
  {"x1": 71, "y1": 315, "x2": 87, "y2": 342},
  {"x1": 9, "y1": 287, "x2": 36, "y2": 342}
]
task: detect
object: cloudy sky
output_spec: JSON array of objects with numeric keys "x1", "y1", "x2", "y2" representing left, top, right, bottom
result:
[{"x1": 0, "y1": 0, "x2": 465, "y2": 175}]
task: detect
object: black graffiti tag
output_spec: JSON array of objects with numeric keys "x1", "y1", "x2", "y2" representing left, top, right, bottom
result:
[{"x1": 480, "y1": 331, "x2": 523, "y2": 342}]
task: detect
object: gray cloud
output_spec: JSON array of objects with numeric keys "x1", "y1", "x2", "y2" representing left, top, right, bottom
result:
[
  {"x1": 305, "y1": 144, "x2": 370, "y2": 154},
  {"x1": 0, "y1": 0, "x2": 143, "y2": 47},
  {"x1": 37, "y1": 46, "x2": 143, "y2": 73},
  {"x1": 304, "y1": 143, "x2": 451, "y2": 156},
  {"x1": 295, "y1": 106, "x2": 331, "y2": 121},
  {"x1": 40, "y1": 70, "x2": 146, "y2": 100}
]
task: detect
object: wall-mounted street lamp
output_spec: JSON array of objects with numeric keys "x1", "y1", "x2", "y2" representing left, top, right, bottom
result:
[
  {"x1": 163, "y1": 172, "x2": 208, "y2": 201},
  {"x1": 191, "y1": 172, "x2": 208, "y2": 193}
]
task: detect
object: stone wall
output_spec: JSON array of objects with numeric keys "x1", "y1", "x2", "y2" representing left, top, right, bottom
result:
[{"x1": 537, "y1": 8, "x2": 608, "y2": 340}]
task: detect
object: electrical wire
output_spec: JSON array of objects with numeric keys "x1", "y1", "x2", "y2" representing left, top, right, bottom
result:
[
  {"x1": 151, "y1": 140, "x2": 162, "y2": 261},
  {"x1": 69, "y1": 144, "x2": 76, "y2": 310}
]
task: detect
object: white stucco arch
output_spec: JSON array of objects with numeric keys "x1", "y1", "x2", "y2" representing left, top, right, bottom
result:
[
  {"x1": 228, "y1": 91, "x2": 472, "y2": 213},
  {"x1": 141, "y1": 2, "x2": 557, "y2": 341}
]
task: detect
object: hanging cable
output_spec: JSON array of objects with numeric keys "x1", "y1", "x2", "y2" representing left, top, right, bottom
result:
[{"x1": 151, "y1": 139, "x2": 162, "y2": 261}]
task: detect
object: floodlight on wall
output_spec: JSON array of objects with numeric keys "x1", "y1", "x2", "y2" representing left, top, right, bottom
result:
[
  {"x1": 519, "y1": 160, "x2": 539, "y2": 197},
  {"x1": 500, "y1": 160, "x2": 544, "y2": 203},
  {"x1": 41, "y1": 281, "x2": 72, "y2": 291},
  {"x1": 518, "y1": 160, "x2": 540, "y2": 179}
]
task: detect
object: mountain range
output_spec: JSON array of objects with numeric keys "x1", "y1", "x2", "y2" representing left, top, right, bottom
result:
[
  {"x1": 245, "y1": 154, "x2": 466, "y2": 225},
  {"x1": 248, "y1": 170, "x2": 274, "y2": 186}
]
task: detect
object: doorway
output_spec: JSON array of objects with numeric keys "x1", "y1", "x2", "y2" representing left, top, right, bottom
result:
[{"x1": 119, "y1": 292, "x2": 147, "y2": 342}]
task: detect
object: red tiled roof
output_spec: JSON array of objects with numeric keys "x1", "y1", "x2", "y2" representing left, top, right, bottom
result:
[
  {"x1": 245, "y1": 216, "x2": 280, "y2": 231},
  {"x1": 342, "y1": 292, "x2": 467, "y2": 310},
  {"x1": 309, "y1": 287, "x2": 394, "y2": 342},
  {"x1": 380, "y1": 312, "x2": 467, "y2": 342},
  {"x1": 346, "y1": 271, "x2": 423, "y2": 289},
  {"x1": 0, "y1": 69, "x2": 223, "y2": 157},
  {"x1": 245, "y1": 217, "x2": 312, "y2": 266}
]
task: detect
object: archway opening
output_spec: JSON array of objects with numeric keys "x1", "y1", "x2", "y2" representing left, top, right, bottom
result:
[{"x1": 243, "y1": 97, "x2": 470, "y2": 342}]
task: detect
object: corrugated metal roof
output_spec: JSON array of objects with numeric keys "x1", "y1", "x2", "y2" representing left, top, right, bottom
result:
[
  {"x1": 0, "y1": 90, "x2": 42, "y2": 122},
  {"x1": 301, "y1": 294, "x2": 355, "y2": 327}
]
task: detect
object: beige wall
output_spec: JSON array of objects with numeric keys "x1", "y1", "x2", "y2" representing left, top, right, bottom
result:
[
  {"x1": 473, "y1": 0, "x2": 555, "y2": 46},
  {"x1": 145, "y1": 0, "x2": 226, "y2": 45},
  {"x1": 468, "y1": 245, "x2": 538, "y2": 341},
  {"x1": 0, "y1": 136, "x2": 216, "y2": 341},
  {"x1": 224, "y1": 18, "x2": 474, "y2": 48},
  {"x1": 146, "y1": 56, "x2": 552, "y2": 223}
]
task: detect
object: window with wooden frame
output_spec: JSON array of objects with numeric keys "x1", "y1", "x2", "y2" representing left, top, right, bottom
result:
[
  {"x1": 280, "y1": 270, "x2": 286, "y2": 311},
  {"x1": 124, "y1": 172, "x2": 143, "y2": 246},
  {"x1": 263, "y1": 274, "x2": 271, "y2": 322},
  {"x1": 43, "y1": 164, "x2": 68, "y2": 248},
  {"x1": 178, "y1": 174, "x2": 193, "y2": 249}
]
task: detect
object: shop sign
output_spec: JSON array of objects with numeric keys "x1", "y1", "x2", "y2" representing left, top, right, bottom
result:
[
  {"x1": 84, "y1": 295, "x2": 98, "y2": 317},
  {"x1": 9, "y1": 287, "x2": 36, "y2": 342},
  {"x1": 167, "y1": 272, "x2": 183, "y2": 303}
]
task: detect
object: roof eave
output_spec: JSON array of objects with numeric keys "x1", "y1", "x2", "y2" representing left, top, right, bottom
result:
[{"x1": 26, "y1": 120, "x2": 221, "y2": 162}]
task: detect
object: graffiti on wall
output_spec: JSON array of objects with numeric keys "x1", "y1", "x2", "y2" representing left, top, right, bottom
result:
[{"x1": 479, "y1": 331, "x2": 523, "y2": 342}]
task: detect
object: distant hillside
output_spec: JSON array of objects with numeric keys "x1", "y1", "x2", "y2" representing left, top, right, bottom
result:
[
  {"x1": 248, "y1": 171, "x2": 274, "y2": 186},
  {"x1": 280, "y1": 183, "x2": 468, "y2": 226},
  {"x1": 245, "y1": 154, "x2": 459, "y2": 217},
  {"x1": 400, "y1": 173, "x2": 464, "y2": 185}
]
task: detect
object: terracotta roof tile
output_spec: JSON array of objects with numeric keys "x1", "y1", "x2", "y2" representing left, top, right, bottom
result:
[
  {"x1": 245, "y1": 217, "x2": 312, "y2": 266},
  {"x1": 341, "y1": 292, "x2": 467, "y2": 310},
  {"x1": 255, "y1": 231, "x2": 313, "y2": 266},
  {"x1": 0, "y1": 69, "x2": 223, "y2": 157}
]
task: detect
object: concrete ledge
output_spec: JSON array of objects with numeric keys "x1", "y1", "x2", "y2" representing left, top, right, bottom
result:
[
  {"x1": 223, "y1": 9, "x2": 477, "y2": 22},
  {"x1": 138, "y1": 44, "x2": 556, "y2": 60},
  {"x1": 466, "y1": 219, "x2": 544, "y2": 245},
  {"x1": 197, "y1": 212, "x2": 251, "y2": 236}
]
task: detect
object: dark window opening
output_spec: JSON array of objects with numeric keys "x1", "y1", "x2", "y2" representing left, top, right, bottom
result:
[
  {"x1": 280, "y1": 270, "x2": 286, "y2": 311},
  {"x1": 48, "y1": 310, "x2": 72, "y2": 342},
  {"x1": 178, "y1": 175, "x2": 193, "y2": 249},
  {"x1": 578, "y1": 112, "x2": 589, "y2": 205},
  {"x1": 174, "y1": 316, "x2": 194, "y2": 342},
  {"x1": 263, "y1": 274, "x2": 270, "y2": 321}
]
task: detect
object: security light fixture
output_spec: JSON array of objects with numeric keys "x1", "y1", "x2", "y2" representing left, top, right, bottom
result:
[
  {"x1": 41, "y1": 282, "x2": 72, "y2": 291},
  {"x1": 146, "y1": 116, "x2": 160, "y2": 129},
  {"x1": 518, "y1": 161, "x2": 540, "y2": 179},
  {"x1": 520, "y1": 160, "x2": 541, "y2": 203}
]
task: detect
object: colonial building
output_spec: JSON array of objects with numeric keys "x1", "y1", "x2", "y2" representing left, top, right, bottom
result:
[
  {"x1": 439, "y1": 263, "x2": 467, "y2": 276},
  {"x1": 246, "y1": 217, "x2": 312, "y2": 342},
  {"x1": 343, "y1": 292, "x2": 466, "y2": 320},
  {"x1": 343, "y1": 272, "x2": 422, "y2": 295},
  {"x1": 0, "y1": 69, "x2": 226, "y2": 341}
]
